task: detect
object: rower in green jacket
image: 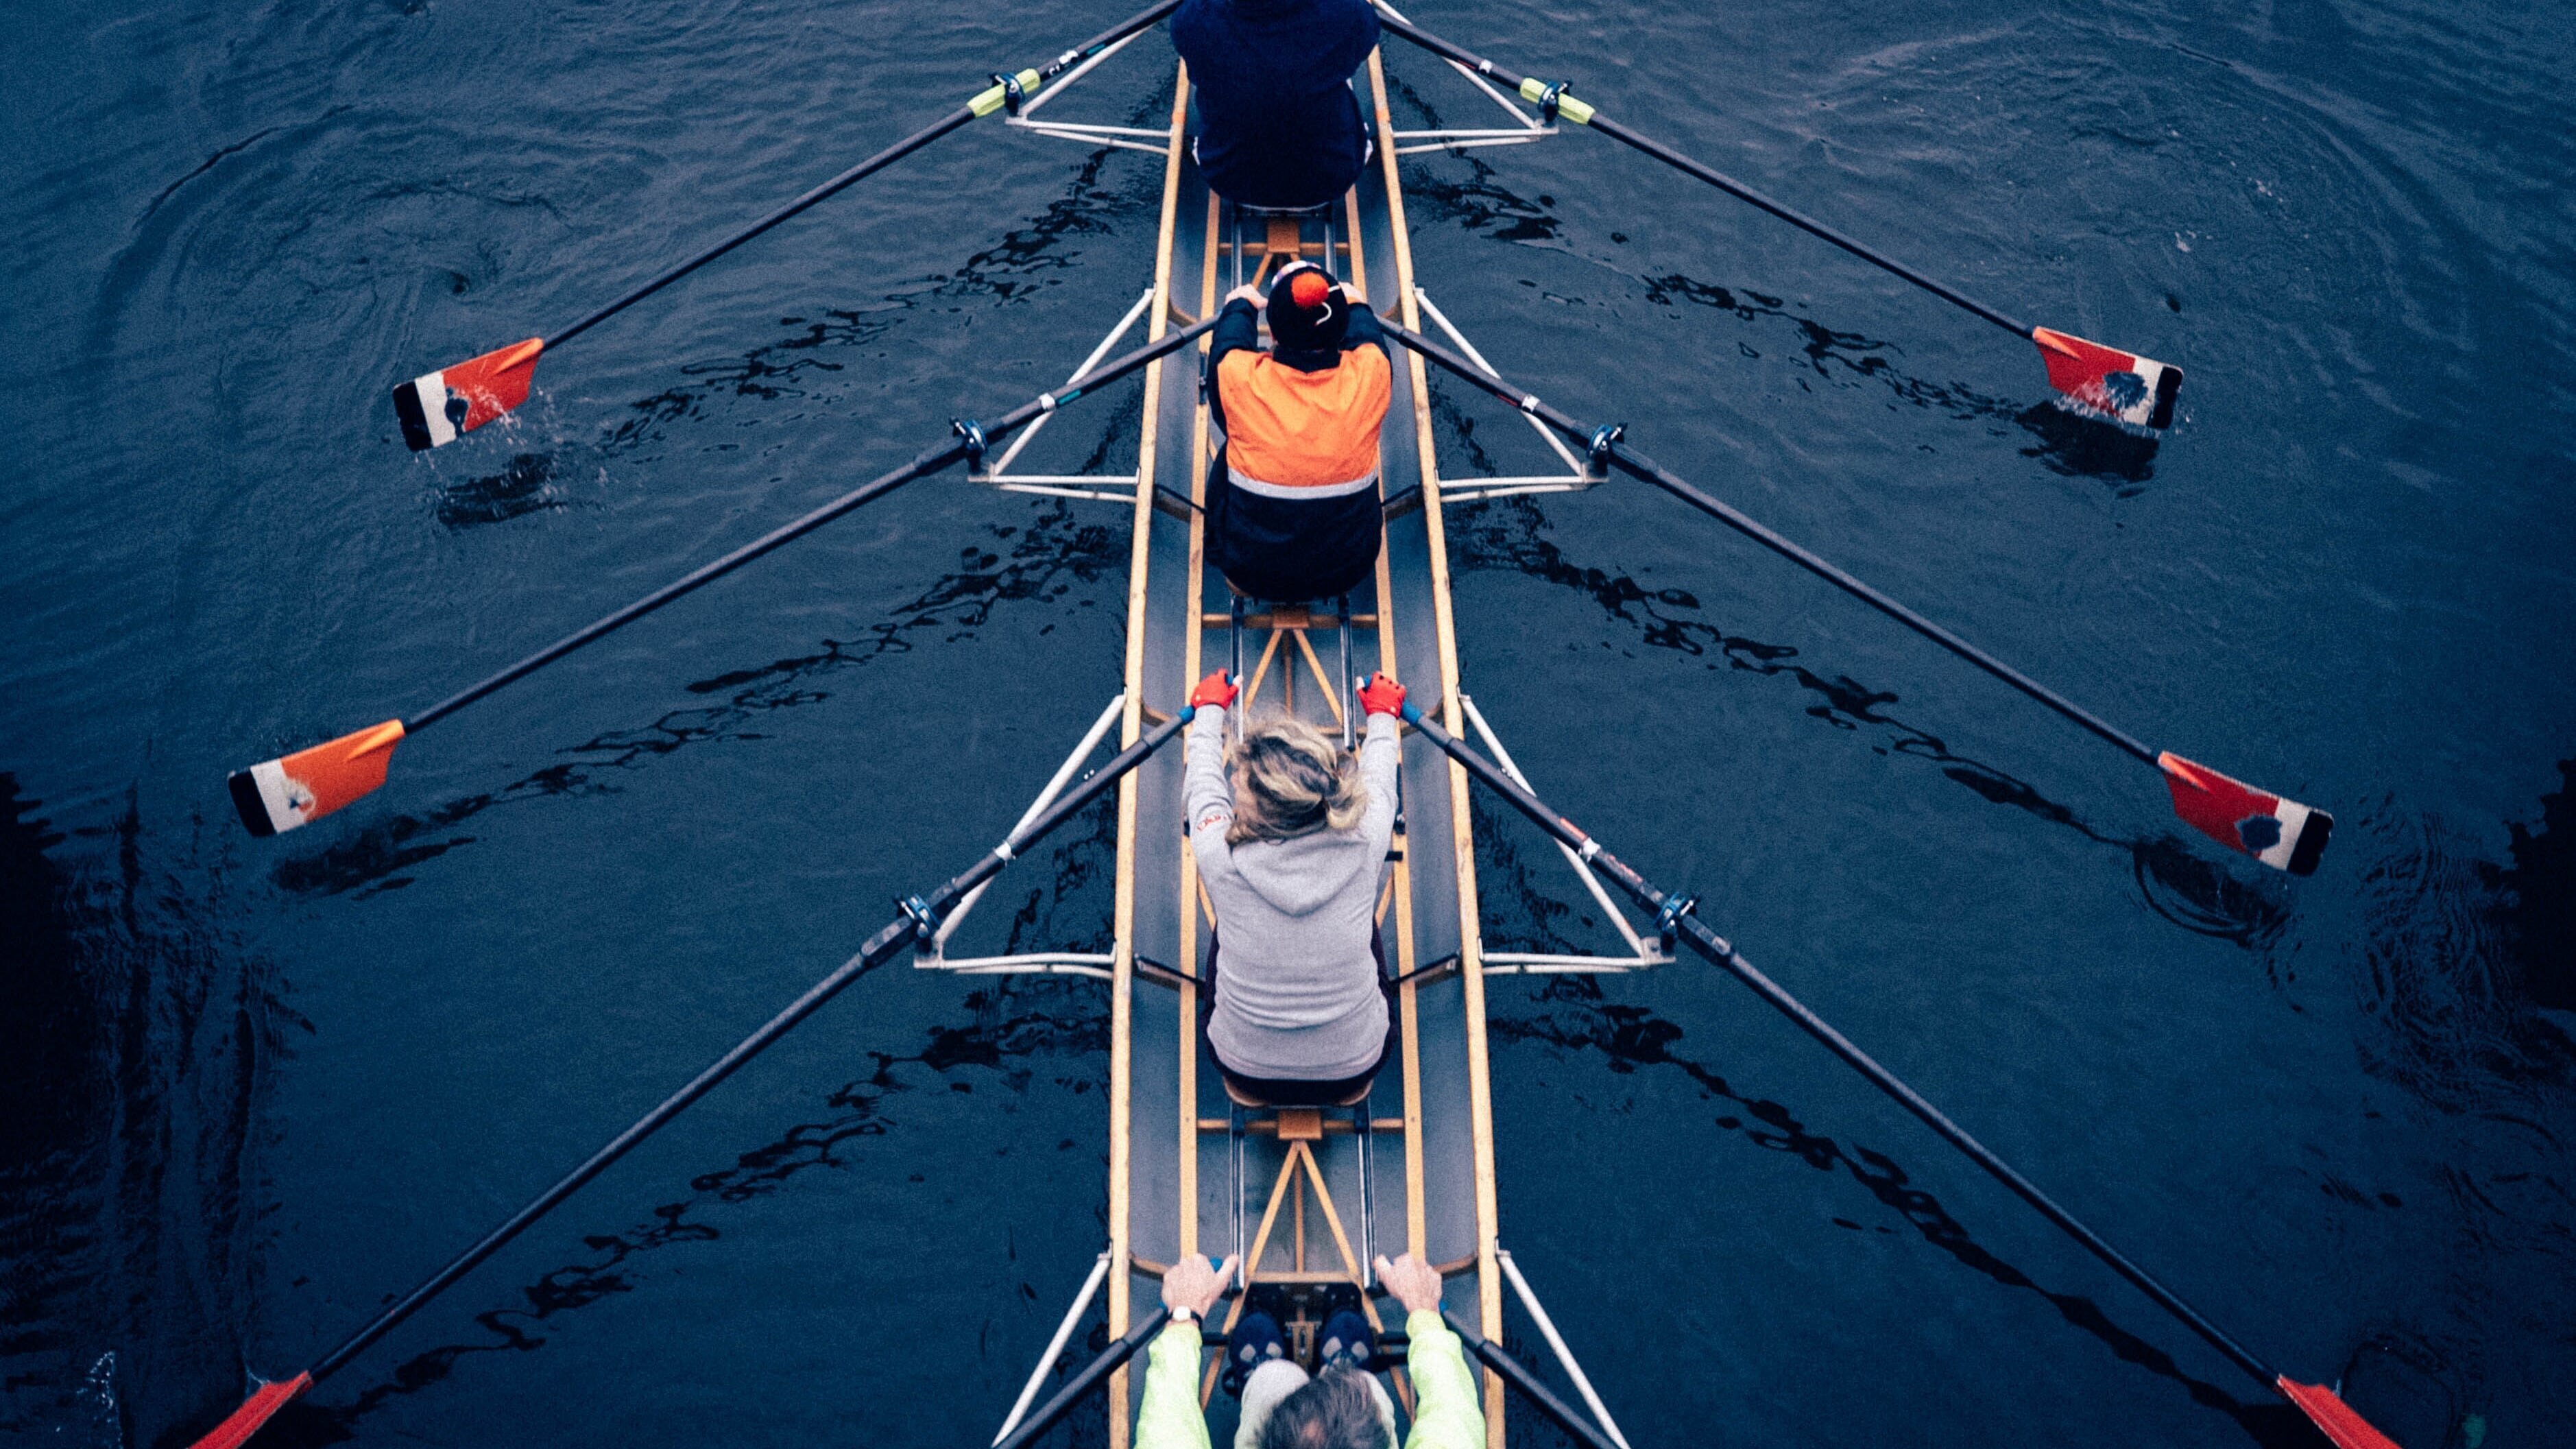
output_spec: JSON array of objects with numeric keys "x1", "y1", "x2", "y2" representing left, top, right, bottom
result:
[{"x1": 1136, "y1": 1252, "x2": 1484, "y2": 1449}]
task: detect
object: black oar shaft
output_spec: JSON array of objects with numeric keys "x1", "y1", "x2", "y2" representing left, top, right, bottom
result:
[
  {"x1": 545, "y1": 106, "x2": 974, "y2": 350},
  {"x1": 313, "y1": 927, "x2": 906, "y2": 1377},
  {"x1": 406, "y1": 314, "x2": 1217, "y2": 732},
  {"x1": 1439, "y1": 1310, "x2": 1621, "y2": 1449},
  {"x1": 1378, "y1": 320, "x2": 2157, "y2": 766},
  {"x1": 991, "y1": 1308, "x2": 1173, "y2": 1449},
  {"x1": 1371, "y1": 10, "x2": 2030, "y2": 338},
  {"x1": 309, "y1": 709, "x2": 1189, "y2": 1382},
  {"x1": 1402, "y1": 705, "x2": 2278, "y2": 1389},
  {"x1": 1588, "y1": 114, "x2": 2028, "y2": 336},
  {"x1": 546, "y1": 0, "x2": 1183, "y2": 351},
  {"x1": 409, "y1": 437, "x2": 959, "y2": 730}
]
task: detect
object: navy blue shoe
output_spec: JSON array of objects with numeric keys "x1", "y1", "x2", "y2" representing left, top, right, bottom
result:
[
  {"x1": 1221, "y1": 1310, "x2": 1286, "y2": 1397},
  {"x1": 1319, "y1": 1309, "x2": 1377, "y2": 1374}
]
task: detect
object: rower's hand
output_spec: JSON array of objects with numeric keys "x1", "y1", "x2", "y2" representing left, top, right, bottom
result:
[
  {"x1": 1225, "y1": 282, "x2": 1266, "y2": 309},
  {"x1": 1374, "y1": 1253, "x2": 1443, "y2": 1315},
  {"x1": 1162, "y1": 1253, "x2": 1239, "y2": 1318},
  {"x1": 1190, "y1": 670, "x2": 1239, "y2": 710},
  {"x1": 1357, "y1": 672, "x2": 1406, "y2": 717}
]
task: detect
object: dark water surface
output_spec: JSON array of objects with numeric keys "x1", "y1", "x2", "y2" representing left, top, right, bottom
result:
[{"x1": 5, "y1": 1, "x2": 2573, "y2": 1446}]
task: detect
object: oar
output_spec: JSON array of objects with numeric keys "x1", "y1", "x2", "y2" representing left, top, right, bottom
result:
[
  {"x1": 186, "y1": 706, "x2": 1194, "y2": 1449},
  {"x1": 1372, "y1": 8, "x2": 2183, "y2": 432},
  {"x1": 989, "y1": 1308, "x2": 1174, "y2": 1449},
  {"x1": 1437, "y1": 1309, "x2": 1620, "y2": 1449},
  {"x1": 1396, "y1": 699, "x2": 2400, "y2": 1449},
  {"x1": 1379, "y1": 320, "x2": 2331, "y2": 876},
  {"x1": 392, "y1": 0, "x2": 1181, "y2": 451},
  {"x1": 232, "y1": 313, "x2": 1218, "y2": 839}
]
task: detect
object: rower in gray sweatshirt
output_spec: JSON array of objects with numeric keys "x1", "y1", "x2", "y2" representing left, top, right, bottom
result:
[{"x1": 1183, "y1": 669, "x2": 1410, "y2": 1094}]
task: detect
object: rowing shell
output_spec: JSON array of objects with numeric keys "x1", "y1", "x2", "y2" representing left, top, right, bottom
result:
[{"x1": 1102, "y1": 51, "x2": 1508, "y2": 1446}]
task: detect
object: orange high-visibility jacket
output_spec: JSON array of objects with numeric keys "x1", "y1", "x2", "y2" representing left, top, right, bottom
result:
[
  {"x1": 1214, "y1": 343, "x2": 1391, "y2": 494},
  {"x1": 1202, "y1": 296, "x2": 1392, "y2": 602}
]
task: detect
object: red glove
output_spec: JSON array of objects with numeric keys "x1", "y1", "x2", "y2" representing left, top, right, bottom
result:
[
  {"x1": 1357, "y1": 672, "x2": 1406, "y2": 717},
  {"x1": 1190, "y1": 671, "x2": 1239, "y2": 710}
]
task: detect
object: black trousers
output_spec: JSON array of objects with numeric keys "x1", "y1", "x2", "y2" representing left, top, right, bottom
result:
[{"x1": 1205, "y1": 452, "x2": 1384, "y2": 603}]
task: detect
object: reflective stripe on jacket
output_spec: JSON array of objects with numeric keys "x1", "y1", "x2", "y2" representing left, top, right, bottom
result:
[{"x1": 1203, "y1": 296, "x2": 1390, "y2": 602}]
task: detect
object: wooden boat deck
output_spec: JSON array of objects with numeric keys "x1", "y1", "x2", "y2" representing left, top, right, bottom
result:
[{"x1": 1104, "y1": 53, "x2": 1507, "y2": 1446}]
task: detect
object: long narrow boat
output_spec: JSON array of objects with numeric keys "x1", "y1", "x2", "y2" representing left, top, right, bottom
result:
[
  {"x1": 914, "y1": 33, "x2": 1662, "y2": 1448},
  {"x1": 1096, "y1": 46, "x2": 1510, "y2": 1448}
]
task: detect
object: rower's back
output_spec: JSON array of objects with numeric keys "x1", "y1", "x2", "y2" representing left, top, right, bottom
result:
[
  {"x1": 1186, "y1": 706, "x2": 1400, "y2": 1099},
  {"x1": 1204, "y1": 265, "x2": 1391, "y2": 604},
  {"x1": 1173, "y1": 0, "x2": 1380, "y2": 209}
]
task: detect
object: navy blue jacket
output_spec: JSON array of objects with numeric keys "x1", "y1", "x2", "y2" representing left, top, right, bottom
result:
[{"x1": 1173, "y1": 0, "x2": 1380, "y2": 208}]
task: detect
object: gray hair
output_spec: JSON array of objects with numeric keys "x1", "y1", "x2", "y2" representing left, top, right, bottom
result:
[
  {"x1": 1227, "y1": 715, "x2": 1368, "y2": 847},
  {"x1": 1258, "y1": 1367, "x2": 1387, "y2": 1449}
]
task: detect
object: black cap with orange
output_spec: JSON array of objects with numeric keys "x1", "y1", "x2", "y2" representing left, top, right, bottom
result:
[{"x1": 1267, "y1": 263, "x2": 1349, "y2": 352}]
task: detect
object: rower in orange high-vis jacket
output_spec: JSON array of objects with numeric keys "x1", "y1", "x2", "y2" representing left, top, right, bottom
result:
[{"x1": 1203, "y1": 262, "x2": 1392, "y2": 603}]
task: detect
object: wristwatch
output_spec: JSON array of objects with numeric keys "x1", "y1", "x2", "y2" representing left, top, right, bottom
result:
[{"x1": 1170, "y1": 1306, "x2": 1197, "y2": 1326}]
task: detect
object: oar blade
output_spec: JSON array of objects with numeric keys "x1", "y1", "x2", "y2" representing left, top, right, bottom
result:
[
  {"x1": 2276, "y1": 1378, "x2": 2405, "y2": 1449},
  {"x1": 393, "y1": 337, "x2": 544, "y2": 451},
  {"x1": 186, "y1": 1372, "x2": 312, "y2": 1449},
  {"x1": 2158, "y1": 751, "x2": 2333, "y2": 875},
  {"x1": 2032, "y1": 326, "x2": 2182, "y2": 431},
  {"x1": 228, "y1": 719, "x2": 407, "y2": 838}
]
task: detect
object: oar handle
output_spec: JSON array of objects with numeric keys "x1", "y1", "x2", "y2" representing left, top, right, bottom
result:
[
  {"x1": 405, "y1": 314, "x2": 1218, "y2": 734},
  {"x1": 1439, "y1": 1309, "x2": 1622, "y2": 1449},
  {"x1": 1376, "y1": 320, "x2": 2158, "y2": 767},
  {"x1": 306, "y1": 706, "x2": 1190, "y2": 1382},
  {"x1": 546, "y1": 0, "x2": 1183, "y2": 351},
  {"x1": 991, "y1": 1307, "x2": 1174, "y2": 1449},
  {"x1": 1369, "y1": 8, "x2": 2030, "y2": 337},
  {"x1": 1397, "y1": 702, "x2": 2280, "y2": 1389}
]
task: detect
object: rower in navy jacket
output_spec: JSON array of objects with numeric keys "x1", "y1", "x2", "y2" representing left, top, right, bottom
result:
[
  {"x1": 1205, "y1": 262, "x2": 1391, "y2": 603},
  {"x1": 1172, "y1": 0, "x2": 1380, "y2": 208}
]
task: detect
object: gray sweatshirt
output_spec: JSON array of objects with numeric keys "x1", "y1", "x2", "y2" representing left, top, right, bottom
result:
[{"x1": 1186, "y1": 705, "x2": 1401, "y2": 1079}]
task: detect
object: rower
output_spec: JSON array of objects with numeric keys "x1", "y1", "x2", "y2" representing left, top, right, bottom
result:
[
  {"x1": 1205, "y1": 263, "x2": 1391, "y2": 606},
  {"x1": 1172, "y1": 0, "x2": 1380, "y2": 211},
  {"x1": 1137, "y1": 1251, "x2": 1484, "y2": 1449},
  {"x1": 1184, "y1": 669, "x2": 1405, "y2": 1103}
]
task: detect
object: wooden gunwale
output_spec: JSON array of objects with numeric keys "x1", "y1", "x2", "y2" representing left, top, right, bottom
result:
[
  {"x1": 1112, "y1": 43, "x2": 1497, "y2": 1444},
  {"x1": 1106, "y1": 64, "x2": 1194, "y2": 1446},
  {"x1": 1364, "y1": 45, "x2": 1508, "y2": 1447}
]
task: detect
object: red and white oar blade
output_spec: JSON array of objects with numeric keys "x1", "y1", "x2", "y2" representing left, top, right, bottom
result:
[
  {"x1": 393, "y1": 336, "x2": 543, "y2": 451},
  {"x1": 2276, "y1": 1378, "x2": 2405, "y2": 1449},
  {"x1": 2032, "y1": 326, "x2": 2182, "y2": 431},
  {"x1": 227, "y1": 719, "x2": 407, "y2": 838},
  {"x1": 2158, "y1": 751, "x2": 2333, "y2": 875},
  {"x1": 186, "y1": 1372, "x2": 312, "y2": 1449}
]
